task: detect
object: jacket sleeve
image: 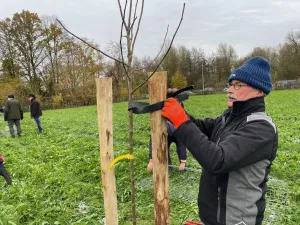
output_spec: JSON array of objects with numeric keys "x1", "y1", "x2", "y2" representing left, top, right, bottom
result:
[
  {"x1": 149, "y1": 136, "x2": 152, "y2": 159},
  {"x1": 3, "y1": 102, "x2": 9, "y2": 121},
  {"x1": 174, "y1": 136, "x2": 186, "y2": 161},
  {"x1": 175, "y1": 119, "x2": 277, "y2": 174},
  {"x1": 31, "y1": 101, "x2": 38, "y2": 118},
  {"x1": 19, "y1": 103, "x2": 23, "y2": 120},
  {"x1": 186, "y1": 112, "x2": 219, "y2": 138}
]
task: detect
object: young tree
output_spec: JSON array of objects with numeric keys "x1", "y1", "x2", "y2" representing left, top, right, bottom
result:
[{"x1": 57, "y1": 1, "x2": 185, "y2": 224}]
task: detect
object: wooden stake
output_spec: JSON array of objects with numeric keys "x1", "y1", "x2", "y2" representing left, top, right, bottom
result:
[
  {"x1": 96, "y1": 78, "x2": 118, "y2": 225},
  {"x1": 148, "y1": 71, "x2": 170, "y2": 225}
]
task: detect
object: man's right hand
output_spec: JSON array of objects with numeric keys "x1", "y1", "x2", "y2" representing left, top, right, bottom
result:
[
  {"x1": 179, "y1": 161, "x2": 186, "y2": 171},
  {"x1": 162, "y1": 98, "x2": 189, "y2": 128}
]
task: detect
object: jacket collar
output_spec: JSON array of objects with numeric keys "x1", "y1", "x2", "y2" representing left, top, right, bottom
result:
[{"x1": 230, "y1": 96, "x2": 265, "y2": 116}]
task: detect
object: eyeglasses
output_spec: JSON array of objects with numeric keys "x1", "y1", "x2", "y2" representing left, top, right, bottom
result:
[{"x1": 228, "y1": 83, "x2": 249, "y2": 90}]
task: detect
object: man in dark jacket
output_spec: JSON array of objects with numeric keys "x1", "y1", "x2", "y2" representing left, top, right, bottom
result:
[
  {"x1": 27, "y1": 94, "x2": 43, "y2": 133},
  {"x1": 0, "y1": 154, "x2": 12, "y2": 185},
  {"x1": 4, "y1": 94, "x2": 23, "y2": 137},
  {"x1": 162, "y1": 56, "x2": 278, "y2": 225}
]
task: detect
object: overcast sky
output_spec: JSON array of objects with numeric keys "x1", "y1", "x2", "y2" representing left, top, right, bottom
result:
[{"x1": 1, "y1": 0, "x2": 300, "y2": 59}]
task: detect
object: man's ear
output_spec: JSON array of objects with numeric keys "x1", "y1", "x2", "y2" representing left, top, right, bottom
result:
[{"x1": 257, "y1": 89, "x2": 264, "y2": 97}]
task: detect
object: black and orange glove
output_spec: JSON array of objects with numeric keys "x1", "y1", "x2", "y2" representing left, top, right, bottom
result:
[{"x1": 161, "y1": 98, "x2": 189, "y2": 128}]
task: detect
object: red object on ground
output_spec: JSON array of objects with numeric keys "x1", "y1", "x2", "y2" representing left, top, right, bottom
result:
[{"x1": 184, "y1": 220, "x2": 202, "y2": 225}]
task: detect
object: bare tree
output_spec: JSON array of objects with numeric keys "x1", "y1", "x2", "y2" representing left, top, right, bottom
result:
[
  {"x1": 117, "y1": 2, "x2": 185, "y2": 224},
  {"x1": 57, "y1": 1, "x2": 185, "y2": 224}
]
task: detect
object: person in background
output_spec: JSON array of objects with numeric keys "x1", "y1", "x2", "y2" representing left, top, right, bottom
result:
[
  {"x1": 4, "y1": 94, "x2": 23, "y2": 138},
  {"x1": 27, "y1": 94, "x2": 43, "y2": 133},
  {"x1": 147, "y1": 120, "x2": 187, "y2": 171},
  {"x1": 0, "y1": 154, "x2": 12, "y2": 185},
  {"x1": 147, "y1": 87, "x2": 187, "y2": 171},
  {"x1": 162, "y1": 56, "x2": 278, "y2": 225}
]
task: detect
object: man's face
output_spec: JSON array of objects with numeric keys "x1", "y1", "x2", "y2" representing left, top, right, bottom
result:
[
  {"x1": 227, "y1": 80, "x2": 264, "y2": 108},
  {"x1": 27, "y1": 97, "x2": 32, "y2": 102}
]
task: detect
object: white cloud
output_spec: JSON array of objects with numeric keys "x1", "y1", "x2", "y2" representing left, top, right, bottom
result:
[
  {"x1": 240, "y1": 9, "x2": 259, "y2": 14},
  {"x1": 272, "y1": 1, "x2": 284, "y2": 7},
  {"x1": 262, "y1": 19, "x2": 274, "y2": 24},
  {"x1": 290, "y1": 2, "x2": 300, "y2": 7}
]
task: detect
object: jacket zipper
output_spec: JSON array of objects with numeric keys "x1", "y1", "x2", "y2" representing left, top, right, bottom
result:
[
  {"x1": 216, "y1": 113, "x2": 232, "y2": 224},
  {"x1": 217, "y1": 187, "x2": 221, "y2": 223},
  {"x1": 216, "y1": 112, "x2": 232, "y2": 145}
]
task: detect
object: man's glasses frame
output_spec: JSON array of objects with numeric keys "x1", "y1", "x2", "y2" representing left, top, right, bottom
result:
[{"x1": 228, "y1": 83, "x2": 249, "y2": 90}]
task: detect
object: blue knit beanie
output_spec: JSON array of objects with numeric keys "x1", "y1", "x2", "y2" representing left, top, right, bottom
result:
[
  {"x1": 8, "y1": 94, "x2": 14, "y2": 99},
  {"x1": 228, "y1": 56, "x2": 272, "y2": 95}
]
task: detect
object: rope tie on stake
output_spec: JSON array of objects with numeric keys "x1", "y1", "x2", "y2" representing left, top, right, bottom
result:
[{"x1": 108, "y1": 154, "x2": 134, "y2": 170}]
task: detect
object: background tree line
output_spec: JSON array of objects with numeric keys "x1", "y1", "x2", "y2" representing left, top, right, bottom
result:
[{"x1": 1, "y1": 10, "x2": 300, "y2": 109}]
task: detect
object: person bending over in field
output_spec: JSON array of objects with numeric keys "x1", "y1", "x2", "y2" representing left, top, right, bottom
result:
[
  {"x1": 147, "y1": 120, "x2": 187, "y2": 171},
  {"x1": 147, "y1": 88, "x2": 187, "y2": 171},
  {"x1": 0, "y1": 154, "x2": 12, "y2": 185},
  {"x1": 161, "y1": 56, "x2": 278, "y2": 225}
]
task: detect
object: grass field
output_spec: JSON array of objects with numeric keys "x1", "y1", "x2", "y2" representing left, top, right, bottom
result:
[{"x1": 0, "y1": 89, "x2": 299, "y2": 224}]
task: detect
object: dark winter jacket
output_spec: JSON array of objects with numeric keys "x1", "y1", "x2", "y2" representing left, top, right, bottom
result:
[
  {"x1": 4, "y1": 99, "x2": 23, "y2": 121},
  {"x1": 30, "y1": 98, "x2": 42, "y2": 118},
  {"x1": 149, "y1": 121, "x2": 186, "y2": 164},
  {"x1": 175, "y1": 97, "x2": 278, "y2": 225}
]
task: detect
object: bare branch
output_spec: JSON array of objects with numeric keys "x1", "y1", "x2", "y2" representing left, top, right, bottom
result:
[
  {"x1": 117, "y1": 0, "x2": 128, "y2": 29},
  {"x1": 133, "y1": 0, "x2": 139, "y2": 23},
  {"x1": 132, "y1": 24, "x2": 169, "y2": 72},
  {"x1": 119, "y1": 0, "x2": 130, "y2": 80},
  {"x1": 120, "y1": 20, "x2": 131, "y2": 80},
  {"x1": 56, "y1": 19, "x2": 127, "y2": 65},
  {"x1": 129, "y1": 16, "x2": 138, "y2": 34},
  {"x1": 128, "y1": 0, "x2": 133, "y2": 32},
  {"x1": 131, "y1": 3, "x2": 186, "y2": 94},
  {"x1": 131, "y1": 0, "x2": 144, "y2": 54},
  {"x1": 130, "y1": 0, "x2": 139, "y2": 41}
]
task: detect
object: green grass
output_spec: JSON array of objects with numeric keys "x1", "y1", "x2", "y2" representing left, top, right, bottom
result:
[{"x1": 0, "y1": 89, "x2": 299, "y2": 224}]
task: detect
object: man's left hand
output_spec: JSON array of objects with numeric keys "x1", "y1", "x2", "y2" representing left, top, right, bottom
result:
[{"x1": 161, "y1": 98, "x2": 189, "y2": 128}]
